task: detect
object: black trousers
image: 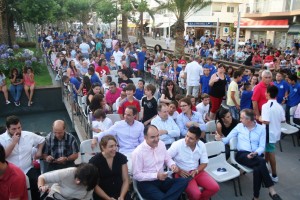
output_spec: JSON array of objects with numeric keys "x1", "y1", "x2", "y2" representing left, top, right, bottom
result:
[
  {"x1": 236, "y1": 151, "x2": 273, "y2": 198},
  {"x1": 26, "y1": 167, "x2": 41, "y2": 200}
]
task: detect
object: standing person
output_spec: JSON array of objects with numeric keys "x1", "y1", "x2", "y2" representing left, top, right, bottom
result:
[
  {"x1": 23, "y1": 66, "x2": 35, "y2": 106},
  {"x1": 165, "y1": 35, "x2": 171, "y2": 49},
  {"x1": 89, "y1": 135, "x2": 131, "y2": 200},
  {"x1": 273, "y1": 72, "x2": 289, "y2": 109},
  {"x1": 0, "y1": 70, "x2": 10, "y2": 104},
  {"x1": 9, "y1": 68, "x2": 23, "y2": 106},
  {"x1": 157, "y1": 62, "x2": 176, "y2": 94},
  {"x1": 168, "y1": 126, "x2": 220, "y2": 200},
  {"x1": 209, "y1": 63, "x2": 227, "y2": 119},
  {"x1": 215, "y1": 109, "x2": 282, "y2": 200},
  {"x1": 0, "y1": 144, "x2": 28, "y2": 200},
  {"x1": 104, "y1": 36, "x2": 113, "y2": 52},
  {"x1": 286, "y1": 74, "x2": 300, "y2": 121},
  {"x1": 132, "y1": 125, "x2": 189, "y2": 200},
  {"x1": 42, "y1": 120, "x2": 79, "y2": 172},
  {"x1": 260, "y1": 86, "x2": 285, "y2": 183},
  {"x1": 134, "y1": 79, "x2": 145, "y2": 100},
  {"x1": 252, "y1": 70, "x2": 273, "y2": 121},
  {"x1": 137, "y1": 45, "x2": 147, "y2": 77},
  {"x1": 0, "y1": 115, "x2": 45, "y2": 200},
  {"x1": 113, "y1": 45, "x2": 124, "y2": 68},
  {"x1": 184, "y1": 56, "x2": 203, "y2": 97},
  {"x1": 227, "y1": 71, "x2": 242, "y2": 120},
  {"x1": 141, "y1": 84, "x2": 157, "y2": 126},
  {"x1": 79, "y1": 38, "x2": 90, "y2": 59}
]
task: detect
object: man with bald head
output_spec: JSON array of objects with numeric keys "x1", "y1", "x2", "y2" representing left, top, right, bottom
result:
[{"x1": 43, "y1": 120, "x2": 79, "y2": 172}]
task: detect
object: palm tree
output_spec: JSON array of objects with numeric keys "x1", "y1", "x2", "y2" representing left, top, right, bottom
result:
[{"x1": 155, "y1": 0, "x2": 211, "y2": 56}]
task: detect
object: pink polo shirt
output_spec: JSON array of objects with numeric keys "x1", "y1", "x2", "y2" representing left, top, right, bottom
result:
[
  {"x1": 105, "y1": 88, "x2": 121, "y2": 105},
  {"x1": 132, "y1": 140, "x2": 175, "y2": 181}
]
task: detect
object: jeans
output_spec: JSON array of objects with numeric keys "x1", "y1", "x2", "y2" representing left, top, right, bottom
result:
[
  {"x1": 236, "y1": 151, "x2": 273, "y2": 198},
  {"x1": 137, "y1": 177, "x2": 189, "y2": 200},
  {"x1": 229, "y1": 106, "x2": 239, "y2": 120},
  {"x1": 187, "y1": 86, "x2": 200, "y2": 97},
  {"x1": 10, "y1": 84, "x2": 23, "y2": 102},
  {"x1": 175, "y1": 171, "x2": 219, "y2": 200}
]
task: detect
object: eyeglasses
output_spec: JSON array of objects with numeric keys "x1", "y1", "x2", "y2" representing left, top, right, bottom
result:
[{"x1": 180, "y1": 104, "x2": 188, "y2": 107}]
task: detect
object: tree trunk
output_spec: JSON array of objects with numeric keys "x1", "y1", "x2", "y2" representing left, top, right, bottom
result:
[
  {"x1": 1, "y1": 0, "x2": 10, "y2": 45},
  {"x1": 9, "y1": 15, "x2": 15, "y2": 44},
  {"x1": 121, "y1": 13, "x2": 129, "y2": 41},
  {"x1": 139, "y1": 11, "x2": 145, "y2": 45},
  {"x1": 174, "y1": 17, "x2": 185, "y2": 56}
]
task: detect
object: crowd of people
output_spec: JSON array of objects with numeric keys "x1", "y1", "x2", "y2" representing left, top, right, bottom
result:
[{"x1": 2, "y1": 28, "x2": 300, "y2": 200}]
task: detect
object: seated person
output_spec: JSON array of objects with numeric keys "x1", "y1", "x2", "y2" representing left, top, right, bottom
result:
[
  {"x1": 105, "y1": 81, "x2": 122, "y2": 107},
  {"x1": 168, "y1": 127, "x2": 220, "y2": 200},
  {"x1": 215, "y1": 107, "x2": 238, "y2": 159},
  {"x1": 177, "y1": 97, "x2": 206, "y2": 140},
  {"x1": 168, "y1": 101, "x2": 179, "y2": 122},
  {"x1": 89, "y1": 135, "x2": 131, "y2": 200},
  {"x1": 160, "y1": 80, "x2": 176, "y2": 104},
  {"x1": 92, "y1": 109, "x2": 113, "y2": 136},
  {"x1": 215, "y1": 109, "x2": 282, "y2": 200},
  {"x1": 132, "y1": 125, "x2": 189, "y2": 200},
  {"x1": 151, "y1": 103, "x2": 180, "y2": 149},
  {"x1": 38, "y1": 163, "x2": 99, "y2": 200},
  {"x1": 141, "y1": 84, "x2": 157, "y2": 125},
  {"x1": 196, "y1": 94, "x2": 211, "y2": 123}
]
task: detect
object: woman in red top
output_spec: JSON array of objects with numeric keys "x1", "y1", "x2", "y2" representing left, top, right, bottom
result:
[
  {"x1": 252, "y1": 51, "x2": 263, "y2": 68},
  {"x1": 96, "y1": 59, "x2": 110, "y2": 77}
]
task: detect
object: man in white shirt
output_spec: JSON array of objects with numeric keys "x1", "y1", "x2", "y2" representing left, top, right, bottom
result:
[
  {"x1": 104, "y1": 37, "x2": 113, "y2": 51},
  {"x1": 91, "y1": 106, "x2": 144, "y2": 174},
  {"x1": 151, "y1": 103, "x2": 180, "y2": 149},
  {"x1": 113, "y1": 45, "x2": 124, "y2": 67},
  {"x1": 168, "y1": 126, "x2": 219, "y2": 200},
  {"x1": 0, "y1": 115, "x2": 45, "y2": 200},
  {"x1": 184, "y1": 56, "x2": 203, "y2": 97},
  {"x1": 79, "y1": 38, "x2": 90, "y2": 59},
  {"x1": 196, "y1": 93, "x2": 211, "y2": 122},
  {"x1": 260, "y1": 85, "x2": 285, "y2": 183}
]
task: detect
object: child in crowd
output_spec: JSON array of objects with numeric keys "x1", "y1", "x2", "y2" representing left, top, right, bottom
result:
[
  {"x1": 92, "y1": 109, "x2": 113, "y2": 136},
  {"x1": 102, "y1": 76, "x2": 112, "y2": 94},
  {"x1": 134, "y1": 79, "x2": 145, "y2": 100},
  {"x1": 168, "y1": 101, "x2": 179, "y2": 122},
  {"x1": 115, "y1": 88, "x2": 127, "y2": 111},
  {"x1": 118, "y1": 83, "x2": 141, "y2": 120},
  {"x1": 240, "y1": 83, "x2": 253, "y2": 110},
  {"x1": 200, "y1": 67, "x2": 211, "y2": 95},
  {"x1": 141, "y1": 84, "x2": 157, "y2": 125},
  {"x1": 203, "y1": 57, "x2": 216, "y2": 76},
  {"x1": 196, "y1": 93, "x2": 211, "y2": 123}
]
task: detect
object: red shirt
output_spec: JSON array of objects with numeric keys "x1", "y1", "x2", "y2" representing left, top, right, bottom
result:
[
  {"x1": 264, "y1": 55, "x2": 274, "y2": 63},
  {"x1": 117, "y1": 98, "x2": 141, "y2": 115},
  {"x1": 96, "y1": 65, "x2": 110, "y2": 77},
  {"x1": 105, "y1": 88, "x2": 122, "y2": 105},
  {"x1": 0, "y1": 162, "x2": 28, "y2": 200},
  {"x1": 251, "y1": 81, "x2": 273, "y2": 114}
]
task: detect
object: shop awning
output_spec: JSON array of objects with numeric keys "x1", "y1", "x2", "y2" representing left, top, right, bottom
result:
[
  {"x1": 288, "y1": 24, "x2": 300, "y2": 35},
  {"x1": 157, "y1": 22, "x2": 175, "y2": 28},
  {"x1": 234, "y1": 19, "x2": 289, "y2": 28}
]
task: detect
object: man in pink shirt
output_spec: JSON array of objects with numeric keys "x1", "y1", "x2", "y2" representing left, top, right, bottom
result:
[
  {"x1": 132, "y1": 125, "x2": 189, "y2": 200},
  {"x1": 105, "y1": 82, "x2": 121, "y2": 107}
]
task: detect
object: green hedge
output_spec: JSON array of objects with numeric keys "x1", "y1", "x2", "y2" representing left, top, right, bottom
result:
[{"x1": 17, "y1": 42, "x2": 36, "y2": 48}]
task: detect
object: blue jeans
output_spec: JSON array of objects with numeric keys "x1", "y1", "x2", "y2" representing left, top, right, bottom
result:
[
  {"x1": 10, "y1": 84, "x2": 23, "y2": 102},
  {"x1": 137, "y1": 177, "x2": 189, "y2": 200},
  {"x1": 229, "y1": 106, "x2": 239, "y2": 120}
]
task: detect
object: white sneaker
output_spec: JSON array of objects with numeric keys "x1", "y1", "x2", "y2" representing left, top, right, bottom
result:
[
  {"x1": 6, "y1": 100, "x2": 11, "y2": 105},
  {"x1": 270, "y1": 173, "x2": 279, "y2": 183}
]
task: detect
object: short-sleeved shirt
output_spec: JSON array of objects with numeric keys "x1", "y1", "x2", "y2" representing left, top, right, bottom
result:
[
  {"x1": 117, "y1": 98, "x2": 141, "y2": 115},
  {"x1": 90, "y1": 74, "x2": 102, "y2": 86},
  {"x1": 240, "y1": 90, "x2": 253, "y2": 110},
  {"x1": 184, "y1": 61, "x2": 203, "y2": 86},
  {"x1": 95, "y1": 66, "x2": 110, "y2": 77},
  {"x1": 261, "y1": 100, "x2": 285, "y2": 143},
  {"x1": 134, "y1": 88, "x2": 144, "y2": 100},
  {"x1": 168, "y1": 139, "x2": 208, "y2": 171},
  {"x1": 252, "y1": 81, "x2": 273, "y2": 113},
  {"x1": 118, "y1": 78, "x2": 133, "y2": 89},
  {"x1": 0, "y1": 162, "x2": 28, "y2": 200},
  {"x1": 200, "y1": 75, "x2": 210, "y2": 94},
  {"x1": 273, "y1": 80, "x2": 289, "y2": 104},
  {"x1": 141, "y1": 96, "x2": 157, "y2": 123},
  {"x1": 105, "y1": 88, "x2": 122, "y2": 105},
  {"x1": 79, "y1": 43, "x2": 90, "y2": 54},
  {"x1": 10, "y1": 73, "x2": 23, "y2": 84},
  {"x1": 227, "y1": 81, "x2": 240, "y2": 106},
  {"x1": 287, "y1": 83, "x2": 300, "y2": 107},
  {"x1": 43, "y1": 132, "x2": 79, "y2": 159},
  {"x1": 0, "y1": 131, "x2": 45, "y2": 173},
  {"x1": 89, "y1": 152, "x2": 127, "y2": 199}
]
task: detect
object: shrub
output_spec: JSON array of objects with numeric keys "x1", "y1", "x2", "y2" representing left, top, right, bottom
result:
[{"x1": 17, "y1": 42, "x2": 36, "y2": 48}]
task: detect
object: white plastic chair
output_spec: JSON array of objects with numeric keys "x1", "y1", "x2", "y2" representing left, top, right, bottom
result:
[
  {"x1": 110, "y1": 70, "x2": 118, "y2": 76},
  {"x1": 279, "y1": 122, "x2": 299, "y2": 152},
  {"x1": 205, "y1": 141, "x2": 242, "y2": 196},
  {"x1": 106, "y1": 114, "x2": 122, "y2": 124},
  {"x1": 133, "y1": 179, "x2": 146, "y2": 200},
  {"x1": 229, "y1": 137, "x2": 253, "y2": 174},
  {"x1": 205, "y1": 120, "x2": 217, "y2": 142},
  {"x1": 80, "y1": 139, "x2": 101, "y2": 163},
  {"x1": 112, "y1": 103, "x2": 117, "y2": 113},
  {"x1": 130, "y1": 78, "x2": 141, "y2": 86},
  {"x1": 26, "y1": 175, "x2": 32, "y2": 200}
]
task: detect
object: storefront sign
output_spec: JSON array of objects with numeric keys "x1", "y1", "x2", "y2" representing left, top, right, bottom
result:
[
  {"x1": 187, "y1": 22, "x2": 217, "y2": 27},
  {"x1": 223, "y1": 27, "x2": 229, "y2": 36}
]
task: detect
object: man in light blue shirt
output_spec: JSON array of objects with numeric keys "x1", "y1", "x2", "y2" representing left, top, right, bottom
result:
[
  {"x1": 215, "y1": 109, "x2": 282, "y2": 200},
  {"x1": 151, "y1": 103, "x2": 180, "y2": 148},
  {"x1": 92, "y1": 106, "x2": 144, "y2": 174}
]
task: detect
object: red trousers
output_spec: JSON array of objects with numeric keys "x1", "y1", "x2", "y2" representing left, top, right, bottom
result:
[{"x1": 175, "y1": 171, "x2": 219, "y2": 200}]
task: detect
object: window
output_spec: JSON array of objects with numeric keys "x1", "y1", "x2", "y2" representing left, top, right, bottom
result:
[
  {"x1": 212, "y1": 4, "x2": 222, "y2": 12},
  {"x1": 227, "y1": 6, "x2": 234, "y2": 13}
]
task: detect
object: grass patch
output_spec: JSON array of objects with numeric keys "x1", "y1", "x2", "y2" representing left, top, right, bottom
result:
[{"x1": 34, "y1": 65, "x2": 52, "y2": 87}]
